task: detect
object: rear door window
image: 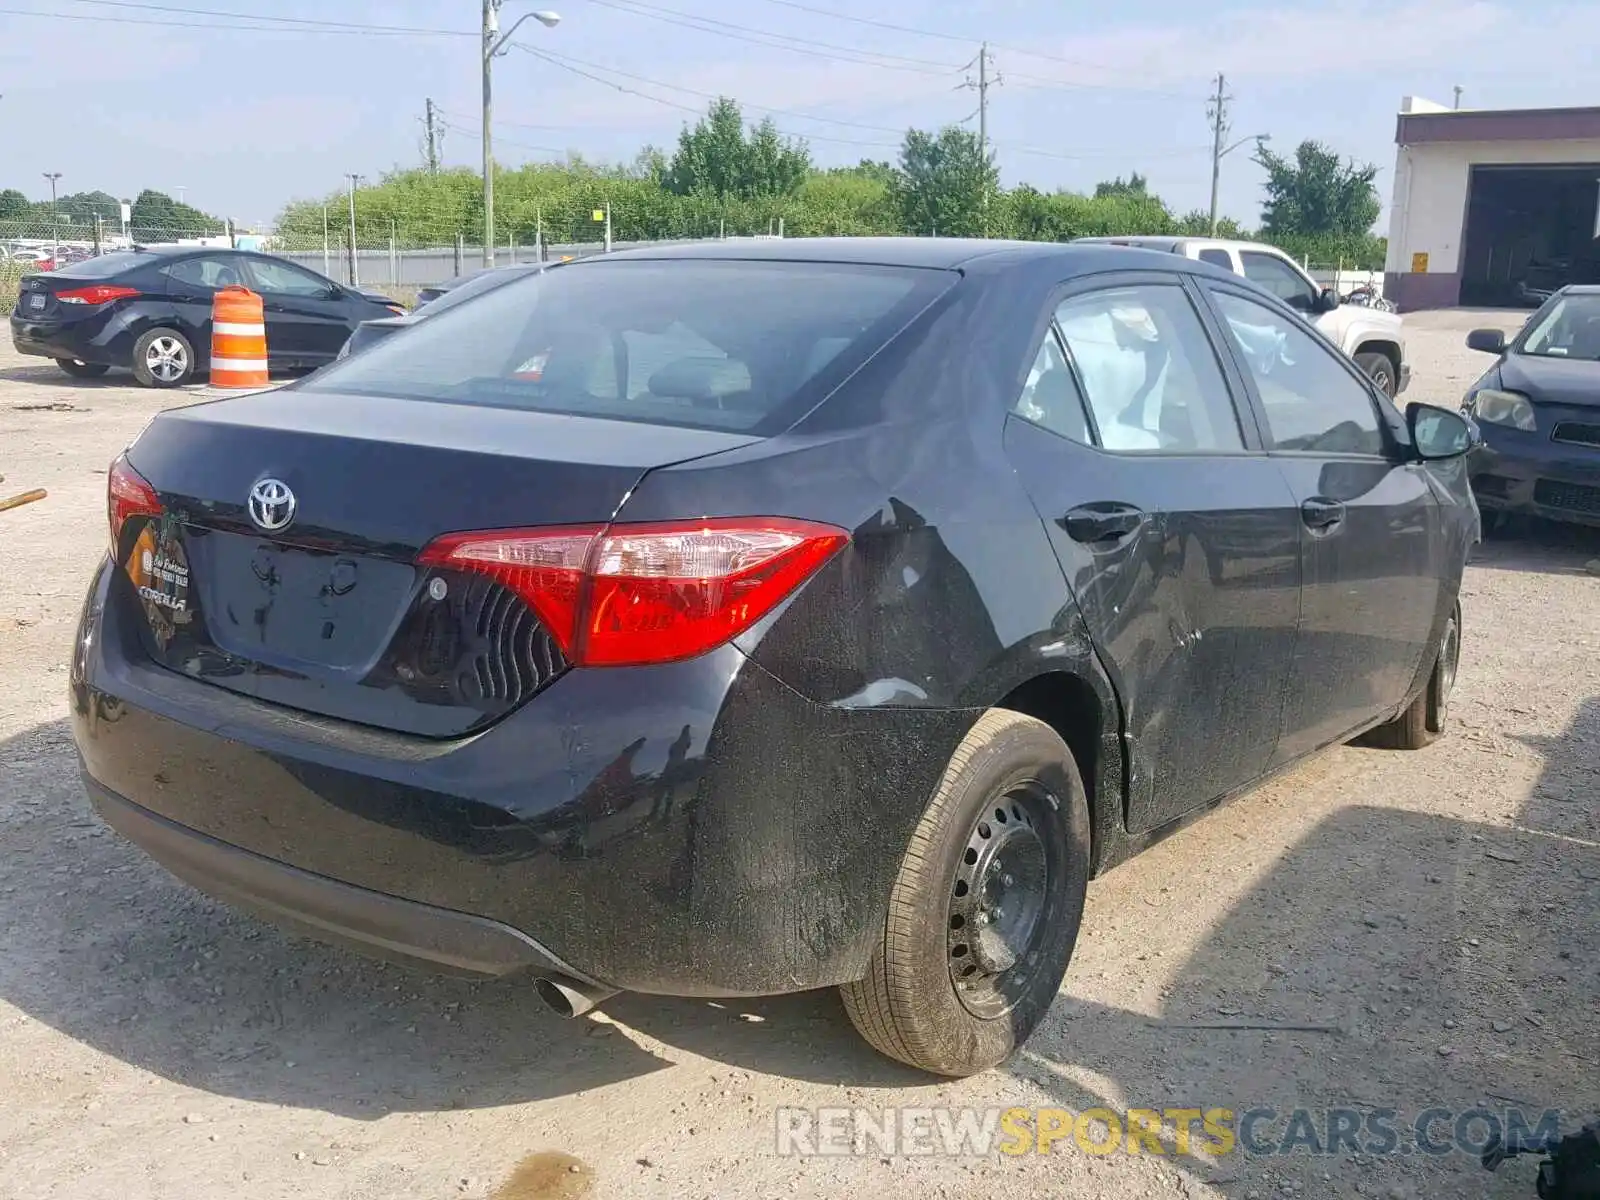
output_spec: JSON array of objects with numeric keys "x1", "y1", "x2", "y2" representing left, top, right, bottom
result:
[
  {"x1": 163, "y1": 255, "x2": 247, "y2": 291},
  {"x1": 1052, "y1": 284, "x2": 1245, "y2": 452},
  {"x1": 304, "y1": 260, "x2": 954, "y2": 434},
  {"x1": 1197, "y1": 248, "x2": 1234, "y2": 270}
]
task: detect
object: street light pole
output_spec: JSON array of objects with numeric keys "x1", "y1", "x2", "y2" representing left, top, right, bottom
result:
[
  {"x1": 1210, "y1": 131, "x2": 1270, "y2": 237},
  {"x1": 345, "y1": 173, "x2": 361, "y2": 286},
  {"x1": 42, "y1": 172, "x2": 62, "y2": 262},
  {"x1": 481, "y1": 3, "x2": 560, "y2": 268}
]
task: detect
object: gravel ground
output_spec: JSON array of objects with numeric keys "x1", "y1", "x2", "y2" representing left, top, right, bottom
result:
[{"x1": 0, "y1": 312, "x2": 1595, "y2": 1200}]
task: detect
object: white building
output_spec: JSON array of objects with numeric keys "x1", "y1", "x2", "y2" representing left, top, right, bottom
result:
[{"x1": 1385, "y1": 96, "x2": 1600, "y2": 310}]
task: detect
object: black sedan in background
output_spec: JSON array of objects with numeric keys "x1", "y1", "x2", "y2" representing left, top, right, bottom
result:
[
  {"x1": 1464, "y1": 285, "x2": 1600, "y2": 527},
  {"x1": 10, "y1": 247, "x2": 402, "y2": 387},
  {"x1": 338, "y1": 262, "x2": 544, "y2": 359},
  {"x1": 73, "y1": 240, "x2": 1479, "y2": 1076}
]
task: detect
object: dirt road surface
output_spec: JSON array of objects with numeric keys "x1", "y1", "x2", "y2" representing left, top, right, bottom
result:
[{"x1": 1, "y1": 311, "x2": 1595, "y2": 1200}]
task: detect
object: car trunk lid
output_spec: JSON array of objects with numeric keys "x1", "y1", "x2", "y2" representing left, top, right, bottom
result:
[{"x1": 118, "y1": 388, "x2": 760, "y2": 737}]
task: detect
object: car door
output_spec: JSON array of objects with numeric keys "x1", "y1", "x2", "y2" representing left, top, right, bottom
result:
[
  {"x1": 241, "y1": 256, "x2": 351, "y2": 365},
  {"x1": 1001, "y1": 272, "x2": 1303, "y2": 833},
  {"x1": 161, "y1": 253, "x2": 249, "y2": 349},
  {"x1": 1199, "y1": 282, "x2": 1442, "y2": 761}
]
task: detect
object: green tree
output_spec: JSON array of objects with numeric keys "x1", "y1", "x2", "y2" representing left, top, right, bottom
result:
[
  {"x1": 1253, "y1": 140, "x2": 1380, "y2": 239},
  {"x1": 664, "y1": 98, "x2": 810, "y2": 200},
  {"x1": 889, "y1": 125, "x2": 998, "y2": 237},
  {"x1": 129, "y1": 189, "x2": 221, "y2": 238},
  {"x1": 1093, "y1": 171, "x2": 1149, "y2": 199},
  {"x1": 0, "y1": 189, "x2": 29, "y2": 220},
  {"x1": 1174, "y1": 209, "x2": 1245, "y2": 238}
]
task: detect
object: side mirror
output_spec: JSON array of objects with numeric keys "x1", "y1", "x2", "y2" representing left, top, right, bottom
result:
[
  {"x1": 1317, "y1": 287, "x2": 1341, "y2": 313},
  {"x1": 1408, "y1": 402, "x2": 1480, "y2": 460},
  {"x1": 1466, "y1": 328, "x2": 1506, "y2": 355}
]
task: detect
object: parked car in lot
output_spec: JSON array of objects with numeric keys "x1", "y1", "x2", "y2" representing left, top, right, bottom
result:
[
  {"x1": 10, "y1": 247, "x2": 402, "y2": 386},
  {"x1": 338, "y1": 262, "x2": 544, "y2": 359},
  {"x1": 1074, "y1": 236, "x2": 1410, "y2": 398},
  {"x1": 1463, "y1": 285, "x2": 1600, "y2": 528},
  {"x1": 73, "y1": 239, "x2": 1479, "y2": 1076}
]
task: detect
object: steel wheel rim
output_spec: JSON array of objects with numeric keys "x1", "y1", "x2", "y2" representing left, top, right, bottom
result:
[
  {"x1": 146, "y1": 337, "x2": 187, "y2": 382},
  {"x1": 948, "y1": 782, "x2": 1056, "y2": 1020}
]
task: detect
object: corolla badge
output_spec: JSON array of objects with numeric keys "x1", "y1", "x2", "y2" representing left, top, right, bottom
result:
[{"x1": 248, "y1": 478, "x2": 296, "y2": 532}]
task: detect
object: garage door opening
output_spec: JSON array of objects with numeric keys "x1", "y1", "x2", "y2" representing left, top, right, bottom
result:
[{"x1": 1460, "y1": 164, "x2": 1600, "y2": 307}]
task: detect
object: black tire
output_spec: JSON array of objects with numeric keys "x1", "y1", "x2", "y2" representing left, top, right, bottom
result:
[
  {"x1": 1368, "y1": 601, "x2": 1461, "y2": 749},
  {"x1": 840, "y1": 709, "x2": 1091, "y2": 1076},
  {"x1": 131, "y1": 327, "x2": 195, "y2": 388},
  {"x1": 54, "y1": 358, "x2": 110, "y2": 378},
  {"x1": 1354, "y1": 350, "x2": 1398, "y2": 399}
]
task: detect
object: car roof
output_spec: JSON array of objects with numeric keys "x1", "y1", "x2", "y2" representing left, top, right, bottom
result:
[
  {"x1": 585, "y1": 236, "x2": 1196, "y2": 274},
  {"x1": 1558, "y1": 284, "x2": 1600, "y2": 295}
]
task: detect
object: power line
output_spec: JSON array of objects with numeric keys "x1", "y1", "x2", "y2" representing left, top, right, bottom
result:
[
  {"x1": 521, "y1": 45, "x2": 914, "y2": 136},
  {"x1": 580, "y1": 0, "x2": 961, "y2": 76},
  {"x1": 511, "y1": 43, "x2": 905, "y2": 149},
  {"x1": 751, "y1": 0, "x2": 1207, "y2": 98},
  {"x1": 511, "y1": 45, "x2": 1209, "y2": 164},
  {"x1": 12, "y1": 1, "x2": 474, "y2": 36}
]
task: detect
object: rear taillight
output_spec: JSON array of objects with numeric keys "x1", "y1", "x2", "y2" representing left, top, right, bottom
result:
[
  {"x1": 419, "y1": 518, "x2": 848, "y2": 667},
  {"x1": 58, "y1": 284, "x2": 140, "y2": 306},
  {"x1": 108, "y1": 454, "x2": 161, "y2": 555}
]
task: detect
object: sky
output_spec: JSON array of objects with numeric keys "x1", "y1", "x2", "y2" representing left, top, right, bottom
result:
[{"x1": 2, "y1": 0, "x2": 1598, "y2": 232}]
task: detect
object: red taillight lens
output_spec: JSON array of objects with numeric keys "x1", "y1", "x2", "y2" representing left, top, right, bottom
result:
[
  {"x1": 108, "y1": 454, "x2": 161, "y2": 554},
  {"x1": 418, "y1": 518, "x2": 848, "y2": 667},
  {"x1": 58, "y1": 284, "x2": 140, "y2": 306}
]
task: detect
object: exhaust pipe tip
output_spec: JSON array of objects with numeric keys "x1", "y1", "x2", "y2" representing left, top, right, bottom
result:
[{"x1": 534, "y1": 975, "x2": 618, "y2": 1019}]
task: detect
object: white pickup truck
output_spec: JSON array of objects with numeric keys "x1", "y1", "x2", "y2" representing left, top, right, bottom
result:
[{"x1": 1074, "y1": 236, "x2": 1409, "y2": 398}]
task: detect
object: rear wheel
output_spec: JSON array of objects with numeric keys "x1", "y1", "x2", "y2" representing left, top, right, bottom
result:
[
  {"x1": 132, "y1": 328, "x2": 195, "y2": 388},
  {"x1": 1369, "y1": 601, "x2": 1460, "y2": 749},
  {"x1": 1354, "y1": 350, "x2": 1398, "y2": 399},
  {"x1": 54, "y1": 358, "x2": 109, "y2": 378},
  {"x1": 841, "y1": 709, "x2": 1090, "y2": 1076}
]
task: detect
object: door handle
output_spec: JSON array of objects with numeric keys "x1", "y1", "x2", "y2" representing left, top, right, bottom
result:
[
  {"x1": 1063, "y1": 503, "x2": 1147, "y2": 545},
  {"x1": 1301, "y1": 498, "x2": 1346, "y2": 531}
]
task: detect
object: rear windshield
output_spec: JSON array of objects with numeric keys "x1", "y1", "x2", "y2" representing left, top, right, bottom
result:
[
  {"x1": 48, "y1": 251, "x2": 149, "y2": 278},
  {"x1": 302, "y1": 258, "x2": 953, "y2": 434}
]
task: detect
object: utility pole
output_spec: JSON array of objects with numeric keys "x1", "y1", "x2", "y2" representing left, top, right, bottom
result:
[
  {"x1": 961, "y1": 43, "x2": 999, "y2": 234},
  {"x1": 1208, "y1": 73, "x2": 1230, "y2": 237},
  {"x1": 481, "y1": 4, "x2": 562, "y2": 269},
  {"x1": 962, "y1": 43, "x2": 997, "y2": 160},
  {"x1": 482, "y1": 0, "x2": 496, "y2": 267},
  {"x1": 42, "y1": 173, "x2": 61, "y2": 262},
  {"x1": 345, "y1": 173, "x2": 361, "y2": 287},
  {"x1": 424, "y1": 97, "x2": 440, "y2": 173}
]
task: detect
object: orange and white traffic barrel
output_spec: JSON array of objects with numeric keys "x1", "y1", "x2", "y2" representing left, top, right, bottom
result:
[{"x1": 210, "y1": 285, "x2": 268, "y2": 388}]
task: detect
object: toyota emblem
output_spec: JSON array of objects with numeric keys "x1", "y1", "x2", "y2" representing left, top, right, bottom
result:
[{"x1": 248, "y1": 478, "x2": 296, "y2": 533}]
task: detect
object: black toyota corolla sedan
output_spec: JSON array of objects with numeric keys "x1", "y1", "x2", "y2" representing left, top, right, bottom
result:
[
  {"x1": 1463, "y1": 285, "x2": 1600, "y2": 528},
  {"x1": 71, "y1": 239, "x2": 1480, "y2": 1076}
]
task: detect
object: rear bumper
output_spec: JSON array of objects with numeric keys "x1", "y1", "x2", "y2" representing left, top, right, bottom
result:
[
  {"x1": 87, "y1": 777, "x2": 591, "y2": 981},
  {"x1": 1469, "y1": 431, "x2": 1600, "y2": 528},
  {"x1": 72, "y1": 559, "x2": 974, "y2": 996},
  {"x1": 10, "y1": 311, "x2": 134, "y2": 366}
]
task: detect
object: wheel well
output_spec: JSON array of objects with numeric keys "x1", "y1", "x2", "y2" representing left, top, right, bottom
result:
[
  {"x1": 996, "y1": 672, "x2": 1104, "y2": 843},
  {"x1": 1354, "y1": 339, "x2": 1401, "y2": 374}
]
